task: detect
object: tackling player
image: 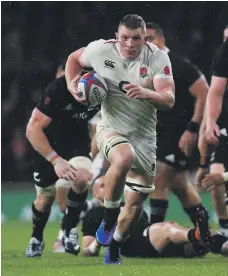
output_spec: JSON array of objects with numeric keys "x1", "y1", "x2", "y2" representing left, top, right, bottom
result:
[
  {"x1": 25, "y1": 64, "x2": 99, "y2": 257},
  {"x1": 145, "y1": 22, "x2": 209, "y2": 227}
]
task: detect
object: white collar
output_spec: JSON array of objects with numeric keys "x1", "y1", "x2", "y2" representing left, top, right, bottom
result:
[{"x1": 163, "y1": 46, "x2": 170, "y2": 53}]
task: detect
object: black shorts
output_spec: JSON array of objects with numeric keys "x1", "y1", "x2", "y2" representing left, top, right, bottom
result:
[
  {"x1": 210, "y1": 134, "x2": 228, "y2": 171},
  {"x1": 31, "y1": 147, "x2": 90, "y2": 188},
  {"x1": 121, "y1": 234, "x2": 160, "y2": 258},
  {"x1": 156, "y1": 133, "x2": 199, "y2": 171}
]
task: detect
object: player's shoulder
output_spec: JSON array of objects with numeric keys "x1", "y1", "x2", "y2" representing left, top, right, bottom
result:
[
  {"x1": 145, "y1": 43, "x2": 170, "y2": 62},
  {"x1": 86, "y1": 39, "x2": 117, "y2": 51},
  {"x1": 45, "y1": 76, "x2": 66, "y2": 93},
  {"x1": 213, "y1": 41, "x2": 228, "y2": 61}
]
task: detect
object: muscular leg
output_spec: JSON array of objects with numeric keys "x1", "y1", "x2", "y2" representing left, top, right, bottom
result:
[
  {"x1": 150, "y1": 162, "x2": 175, "y2": 223},
  {"x1": 170, "y1": 170, "x2": 202, "y2": 226},
  {"x1": 210, "y1": 163, "x2": 228, "y2": 233}
]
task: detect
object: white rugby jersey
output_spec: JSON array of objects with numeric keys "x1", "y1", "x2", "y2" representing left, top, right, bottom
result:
[{"x1": 81, "y1": 39, "x2": 173, "y2": 143}]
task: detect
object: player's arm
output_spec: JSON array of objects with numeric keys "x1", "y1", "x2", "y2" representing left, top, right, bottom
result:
[
  {"x1": 26, "y1": 108, "x2": 77, "y2": 180},
  {"x1": 189, "y1": 75, "x2": 209, "y2": 124},
  {"x1": 178, "y1": 75, "x2": 209, "y2": 157},
  {"x1": 65, "y1": 47, "x2": 85, "y2": 94},
  {"x1": 125, "y1": 50, "x2": 175, "y2": 109},
  {"x1": 205, "y1": 76, "x2": 227, "y2": 145},
  {"x1": 82, "y1": 236, "x2": 101, "y2": 256}
]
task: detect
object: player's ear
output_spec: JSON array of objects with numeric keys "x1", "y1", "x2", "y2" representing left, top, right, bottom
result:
[{"x1": 115, "y1": 32, "x2": 118, "y2": 40}]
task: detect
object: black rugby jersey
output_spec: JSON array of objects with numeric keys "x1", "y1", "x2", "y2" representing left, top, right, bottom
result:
[{"x1": 157, "y1": 49, "x2": 202, "y2": 137}]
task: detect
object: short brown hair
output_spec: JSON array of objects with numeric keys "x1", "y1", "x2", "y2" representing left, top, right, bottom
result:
[{"x1": 119, "y1": 14, "x2": 145, "y2": 30}]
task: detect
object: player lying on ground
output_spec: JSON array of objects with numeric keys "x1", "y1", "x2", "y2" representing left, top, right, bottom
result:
[{"x1": 82, "y1": 174, "x2": 228, "y2": 259}]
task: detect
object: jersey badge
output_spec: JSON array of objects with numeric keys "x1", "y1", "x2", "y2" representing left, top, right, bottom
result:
[{"x1": 140, "y1": 67, "x2": 148, "y2": 78}]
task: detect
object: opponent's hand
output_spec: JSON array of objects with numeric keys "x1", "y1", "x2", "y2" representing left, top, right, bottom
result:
[
  {"x1": 205, "y1": 122, "x2": 220, "y2": 146},
  {"x1": 54, "y1": 158, "x2": 78, "y2": 180},
  {"x1": 75, "y1": 168, "x2": 92, "y2": 184},
  {"x1": 202, "y1": 173, "x2": 225, "y2": 191},
  {"x1": 67, "y1": 75, "x2": 86, "y2": 104},
  {"x1": 125, "y1": 83, "x2": 151, "y2": 99},
  {"x1": 195, "y1": 167, "x2": 208, "y2": 191},
  {"x1": 178, "y1": 130, "x2": 197, "y2": 157}
]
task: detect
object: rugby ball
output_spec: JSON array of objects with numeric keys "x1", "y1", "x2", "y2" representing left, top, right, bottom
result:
[{"x1": 78, "y1": 72, "x2": 108, "y2": 107}]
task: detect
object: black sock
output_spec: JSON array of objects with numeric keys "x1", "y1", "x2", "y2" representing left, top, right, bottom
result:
[
  {"x1": 184, "y1": 204, "x2": 202, "y2": 227},
  {"x1": 61, "y1": 213, "x2": 67, "y2": 231},
  {"x1": 150, "y1": 199, "x2": 168, "y2": 224},
  {"x1": 31, "y1": 203, "x2": 50, "y2": 242},
  {"x1": 104, "y1": 207, "x2": 120, "y2": 231},
  {"x1": 219, "y1": 219, "x2": 228, "y2": 228},
  {"x1": 109, "y1": 238, "x2": 121, "y2": 261},
  {"x1": 64, "y1": 188, "x2": 88, "y2": 233}
]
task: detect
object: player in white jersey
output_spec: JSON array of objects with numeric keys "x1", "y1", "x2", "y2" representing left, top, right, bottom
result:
[{"x1": 65, "y1": 14, "x2": 175, "y2": 264}]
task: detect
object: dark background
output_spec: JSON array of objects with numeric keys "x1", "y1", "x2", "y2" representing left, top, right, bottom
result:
[{"x1": 1, "y1": 1, "x2": 228, "y2": 182}]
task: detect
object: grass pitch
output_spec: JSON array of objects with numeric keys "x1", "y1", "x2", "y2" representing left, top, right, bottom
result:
[{"x1": 2, "y1": 222, "x2": 228, "y2": 276}]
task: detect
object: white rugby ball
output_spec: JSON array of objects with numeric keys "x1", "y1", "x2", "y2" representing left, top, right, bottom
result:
[{"x1": 78, "y1": 72, "x2": 108, "y2": 107}]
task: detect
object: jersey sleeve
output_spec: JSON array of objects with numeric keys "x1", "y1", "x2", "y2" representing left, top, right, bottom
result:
[
  {"x1": 81, "y1": 39, "x2": 105, "y2": 67},
  {"x1": 179, "y1": 57, "x2": 202, "y2": 87},
  {"x1": 153, "y1": 50, "x2": 173, "y2": 80},
  {"x1": 211, "y1": 42, "x2": 228, "y2": 78},
  {"x1": 36, "y1": 78, "x2": 63, "y2": 118}
]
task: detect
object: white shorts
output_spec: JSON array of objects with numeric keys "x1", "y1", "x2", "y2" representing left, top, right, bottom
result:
[{"x1": 96, "y1": 125, "x2": 156, "y2": 177}]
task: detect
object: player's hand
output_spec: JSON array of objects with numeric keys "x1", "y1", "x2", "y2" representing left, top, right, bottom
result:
[
  {"x1": 202, "y1": 173, "x2": 225, "y2": 191},
  {"x1": 195, "y1": 167, "x2": 208, "y2": 191},
  {"x1": 67, "y1": 75, "x2": 86, "y2": 104},
  {"x1": 178, "y1": 130, "x2": 197, "y2": 157},
  {"x1": 54, "y1": 158, "x2": 78, "y2": 180},
  {"x1": 74, "y1": 168, "x2": 92, "y2": 184},
  {"x1": 125, "y1": 83, "x2": 151, "y2": 99},
  {"x1": 205, "y1": 122, "x2": 220, "y2": 146}
]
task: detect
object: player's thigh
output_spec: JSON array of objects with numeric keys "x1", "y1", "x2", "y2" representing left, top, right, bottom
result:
[
  {"x1": 148, "y1": 222, "x2": 172, "y2": 252},
  {"x1": 96, "y1": 126, "x2": 135, "y2": 165},
  {"x1": 33, "y1": 160, "x2": 57, "y2": 200},
  {"x1": 154, "y1": 161, "x2": 177, "y2": 190}
]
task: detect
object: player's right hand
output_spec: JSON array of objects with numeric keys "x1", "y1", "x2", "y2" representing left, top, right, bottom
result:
[
  {"x1": 68, "y1": 75, "x2": 86, "y2": 103},
  {"x1": 205, "y1": 122, "x2": 220, "y2": 145},
  {"x1": 54, "y1": 158, "x2": 78, "y2": 180}
]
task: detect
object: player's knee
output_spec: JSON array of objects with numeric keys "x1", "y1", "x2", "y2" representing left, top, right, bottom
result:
[
  {"x1": 150, "y1": 222, "x2": 172, "y2": 239},
  {"x1": 34, "y1": 194, "x2": 54, "y2": 212}
]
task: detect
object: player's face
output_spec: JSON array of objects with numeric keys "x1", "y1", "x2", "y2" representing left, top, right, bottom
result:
[
  {"x1": 117, "y1": 25, "x2": 145, "y2": 59},
  {"x1": 224, "y1": 28, "x2": 228, "y2": 42},
  {"x1": 145, "y1": 28, "x2": 163, "y2": 49},
  {"x1": 93, "y1": 176, "x2": 105, "y2": 203}
]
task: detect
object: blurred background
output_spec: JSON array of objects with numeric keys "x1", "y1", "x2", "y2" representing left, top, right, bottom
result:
[{"x1": 1, "y1": 1, "x2": 228, "y2": 222}]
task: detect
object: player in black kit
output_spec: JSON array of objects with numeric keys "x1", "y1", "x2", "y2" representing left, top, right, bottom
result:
[
  {"x1": 81, "y1": 174, "x2": 228, "y2": 259},
  {"x1": 197, "y1": 39, "x2": 228, "y2": 236},
  {"x1": 25, "y1": 64, "x2": 99, "y2": 257},
  {"x1": 145, "y1": 22, "x2": 209, "y2": 226}
]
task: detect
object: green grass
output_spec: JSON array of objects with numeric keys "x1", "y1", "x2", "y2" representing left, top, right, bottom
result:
[{"x1": 2, "y1": 222, "x2": 228, "y2": 276}]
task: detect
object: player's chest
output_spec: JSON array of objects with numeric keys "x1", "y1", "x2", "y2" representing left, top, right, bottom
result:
[{"x1": 95, "y1": 55, "x2": 152, "y2": 89}]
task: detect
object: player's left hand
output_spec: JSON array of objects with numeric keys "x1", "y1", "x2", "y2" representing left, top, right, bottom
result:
[
  {"x1": 178, "y1": 130, "x2": 197, "y2": 157},
  {"x1": 202, "y1": 173, "x2": 225, "y2": 191},
  {"x1": 195, "y1": 167, "x2": 208, "y2": 191},
  {"x1": 125, "y1": 83, "x2": 151, "y2": 99}
]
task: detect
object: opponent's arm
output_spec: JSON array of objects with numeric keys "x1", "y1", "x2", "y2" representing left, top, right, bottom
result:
[
  {"x1": 26, "y1": 108, "x2": 77, "y2": 180},
  {"x1": 189, "y1": 75, "x2": 209, "y2": 124},
  {"x1": 205, "y1": 76, "x2": 227, "y2": 145}
]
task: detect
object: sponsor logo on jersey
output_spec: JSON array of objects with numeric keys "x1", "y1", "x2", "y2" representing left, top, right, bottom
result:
[
  {"x1": 164, "y1": 66, "x2": 170, "y2": 75},
  {"x1": 104, "y1": 60, "x2": 116, "y2": 69},
  {"x1": 63, "y1": 103, "x2": 73, "y2": 111},
  {"x1": 140, "y1": 67, "x2": 148, "y2": 78},
  {"x1": 72, "y1": 112, "x2": 88, "y2": 119}
]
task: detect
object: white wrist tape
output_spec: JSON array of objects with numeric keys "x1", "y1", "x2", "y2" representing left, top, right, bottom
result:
[
  {"x1": 46, "y1": 151, "x2": 58, "y2": 162},
  {"x1": 222, "y1": 172, "x2": 228, "y2": 182},
  {"x1": 88, "y1": 240, "x2": 100, "y2": 254}
]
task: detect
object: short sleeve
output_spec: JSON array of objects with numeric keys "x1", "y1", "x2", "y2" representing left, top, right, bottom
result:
[
  {"x1": 178, "y1": 57, "x2": 202, "y2": 87},
  {"x1": 211, "y1": 42, "x2": 228, "y2": 78},
  {"x1": 153, "y1": 50, "x2": 173, "y2": 80},
  {"x1": 36, "y1": 78, "x2": 64, "y2": 118},
  {"x1": 82, "y1": 39, "x2": 105, "y2": 67}
]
